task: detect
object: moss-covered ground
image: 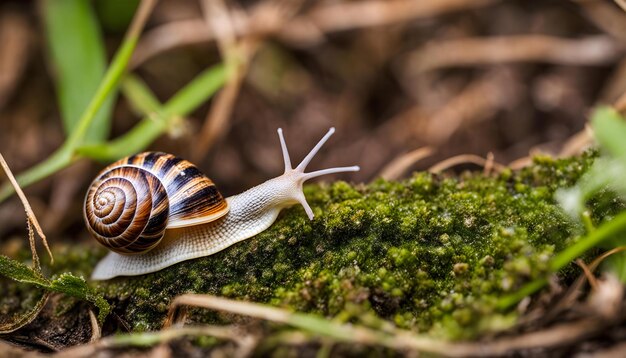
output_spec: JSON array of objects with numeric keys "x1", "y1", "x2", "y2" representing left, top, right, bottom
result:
[{"x1": 4, "y1": 152, "x2": 618, "y2": 341}]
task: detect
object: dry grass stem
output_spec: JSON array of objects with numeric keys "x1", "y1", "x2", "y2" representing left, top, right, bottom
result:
[
  {"x1": 162, "y1": 293, "x2": 621, "y2": 357},
  {"x1": 476, "y1": 319, "x2": 607, "y2": 355},
  {"x1": 201, "y1": 0, "x2": 237, "y2": 57},
  {"x1": 88, "y1": 310, "x2": 101, "y2": 343},
  {"x1": 577, "y1": 0, "x2": 626, "y2": 43},
  {"x1": 127, "y1": 0, "x2": 158, "y2": 41},
  {"x1": 0, "y1": 341, "x2": 34, "y2": 357},
  {"x1": 192, "y1": 68, "x2": 245, "y2": 162},
  {"x1": 192, "y1": 0, "x2": 244, "y2": 162},
  {"x1": 300, "y1": 0, "x2": 497, "y2": 35},
  {"x1": 164, "y1": 294, "x2": 464, "y2": 355},
  {"x1": 575, "y1": 259, "x2": 598, "y2": 290},
  {"x1": 131, "y1": 19, "x2": 209, "y2": 68},
  {"x1": 165, "y1": 294, "x2": 291, "y2": 328},
  {"x1": 589, "y1": 246, "x2": 626, "y2": 270},
  {"x1": 614, "y1": 90, "x2": 626, "y2": 113},
  {"x1": 406, "y1": 35, "x2": 622, "y2": 74},
  {"x1": 0, "y1": 153, "x2": 52, "y2": 265},
  {"x1": 508, "y1": 156, "x2": 534, "y2": 170},
  {"x1": 26, "y1": 219, "x2": 40, "y2": 271},
  {"x1": 192, "y1": 1, "x2": 268, "y2": 162},
  {"x1": 483, "y1": 152, "x2": 495, "y2": 175},
  {"x1": 558, "y1": 126, "x2": 593, "y2": 157},
  {"x1": 508, "y1": 125, "x2": 593, "y2": 170},
  {"x1": 429, "y1": 154, "x2": 505, "y2": 174},
  {"x1": 421, "y1": 70, "x2": 517, "y2": 144},
  {"x1": 378, "y1": 147, "x2": 434, "y2": 180},
  {"x1": 613, "y1": 0, "x2": 626, "y2": 12}
]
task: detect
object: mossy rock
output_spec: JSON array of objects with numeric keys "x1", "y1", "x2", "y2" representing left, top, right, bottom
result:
[{"x1": 3, "y1": 152, "x2": 618, "y2": 340}]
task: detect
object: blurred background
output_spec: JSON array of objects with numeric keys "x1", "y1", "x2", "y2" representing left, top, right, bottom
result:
[{"x1": 0, "y1": 0, "x2": 625, "y2": 246}]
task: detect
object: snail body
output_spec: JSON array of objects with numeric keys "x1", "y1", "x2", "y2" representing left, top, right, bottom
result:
[{"x1": 87, "y1": 128, "x2": 359, "y2": 280}]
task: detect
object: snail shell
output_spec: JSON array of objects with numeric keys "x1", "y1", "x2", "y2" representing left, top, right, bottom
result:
[{"x1": 84, "y1": 152, "x2": 229, "y2": 254}]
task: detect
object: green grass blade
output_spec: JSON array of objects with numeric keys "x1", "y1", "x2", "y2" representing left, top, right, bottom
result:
[
  {"x1": 64, "y1": 36, "x2": 139, "y2": 150},
  {"x1": 77, "y1": 119, "x2": 168, "y2": 161},
  {"x1": 123, "y1": 74, "x2": 165, "y2": 115},
  {"x1": 78, "y1": 64, "x2": 226, "y2": 161},
  {"x1": 42, "y1": 0, "x2": 114, "y2": 143},
  {"x1": 165, "y1": 63, "x2": 226, "y2": 115},
  {"x1": 591, "y1": 106, "x2": 626, "y2": 161}
]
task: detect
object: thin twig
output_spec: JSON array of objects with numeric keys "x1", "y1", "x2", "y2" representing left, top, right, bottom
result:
[
  {"x1": 484, "y1": 152, "x2": 495, "y2": 176},
  {"x1": 201, "y1": 0, "x2": 238, "y2": 57},
  {"x1": 127, "y1": 0, "x2": 158, "y2": 41},
  {"x1": 614, "y1": 90, "x2": 626, "y2": 113},
  {"x1": 0, "y1": 153, "x2": 52, "y2": 265},
  {"x1": 377, "y1": 147, "x2": 434, "y2": 180},
  {"x1": 192, "y1": 1, "x2": 308, "y2": 162},
  {"x1": 575, "y1": 259, "x2": 598, "y2": 290},
  {"x1": 423, "y1": 69, "x2": 518, "y2": 144},
  {"x1": 429, "y1": 154, "x2": 506, "y2": 174},
  {"x1": 302, "y1": 0, "x2": 497, "y2": 35},
  {"x1": 613, "y1": 0, "x2": 626, "y2": 12},
  {"x1": 163, "y1": 293, "x2": 616, "y2": 356},
  {"x1": 192, "y1": 0, "x2": 257, "y2": 162},
  {"x1": 406, "y1": 35, "x2": 623, "y2": 74},
  {"x1": 26, "y1": 218, "x2": 40, "y2": 271},
  {"x1": 576, "y1": 0, "x2": 626, "y2": 43},
  {"x1": 88, "y1": 310, "x2": 101, "y2": 343},
  {"x1": 558, "y1": 126, "x2": 593, "y2": 157}
]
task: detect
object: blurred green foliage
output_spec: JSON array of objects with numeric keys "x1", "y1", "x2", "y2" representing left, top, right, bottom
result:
[
  {"x1": 556, "y1": 107, "x2": 626, "y2": 281},
  {"x1": 95, "y1": 0, "x2": 140, "y2": 33},
  {"x1": 43, "y1": 0, "x2": 114, "y2": 143}
]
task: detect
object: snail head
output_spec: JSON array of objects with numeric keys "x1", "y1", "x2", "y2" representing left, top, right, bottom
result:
[{"x1": 275, "y1": 127, "x2": 360, "y2": 220}]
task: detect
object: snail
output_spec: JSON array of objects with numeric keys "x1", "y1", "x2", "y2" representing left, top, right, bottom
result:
[{"x1": 85, "y1": 128, "x2": 359, "y2": 280}]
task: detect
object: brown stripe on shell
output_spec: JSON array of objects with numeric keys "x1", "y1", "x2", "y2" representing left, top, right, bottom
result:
[{"x1": 119, "y1": 152, "x2": 228, "y2": 226}]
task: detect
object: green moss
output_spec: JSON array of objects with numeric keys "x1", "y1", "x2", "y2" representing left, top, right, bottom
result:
[{"x1": 10, "y1": 151, "x2": 617, "y2": 339}]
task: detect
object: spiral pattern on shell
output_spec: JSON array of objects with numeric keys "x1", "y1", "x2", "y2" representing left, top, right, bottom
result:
[
  {"x1": 85, "y1": 166, "x2": 169, "y2": 254},
  {"x1": 84, "y1": 152, "x2": 229, "y2": 255}
]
